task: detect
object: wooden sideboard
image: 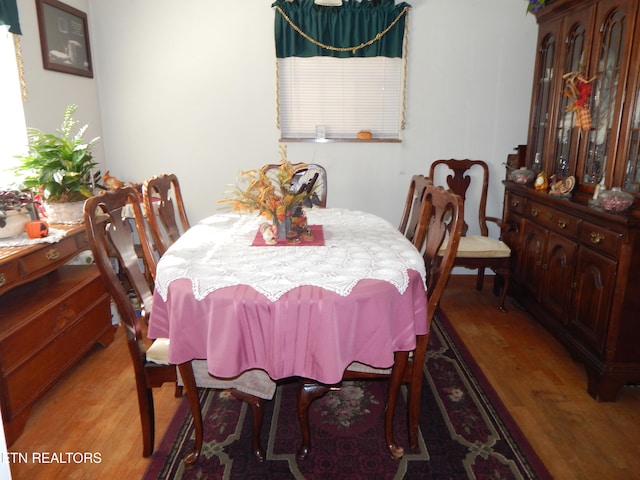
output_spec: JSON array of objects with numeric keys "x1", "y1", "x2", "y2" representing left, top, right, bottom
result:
[
  {"x1": 0, "y1": 224, "x2": 114, "y2": 445},
  {"x1": 502, "y1": 181, "x2": 640, "y2": 401}
]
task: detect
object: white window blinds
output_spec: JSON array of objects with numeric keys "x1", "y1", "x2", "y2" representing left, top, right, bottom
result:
[{"x1": 277, "y1": 56, "x2": 405, "y2": 141}]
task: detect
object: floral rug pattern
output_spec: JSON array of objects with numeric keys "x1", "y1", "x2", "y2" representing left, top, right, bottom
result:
[{"x1": 144, "y1": 313, "x2": 551, "y2": 479}]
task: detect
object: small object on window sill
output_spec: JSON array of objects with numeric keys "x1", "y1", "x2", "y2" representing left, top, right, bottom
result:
[{"x1": 357, "y1": 131, "x2": 372, "y2": 140}]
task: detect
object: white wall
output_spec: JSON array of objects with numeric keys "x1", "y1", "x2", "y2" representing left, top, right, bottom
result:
[
  {"x1": 16, "y1": 0, "x2": 537, "y2": 228},
  {"x1": 17, "y1": 0, "x2": 105, "y2": 171}
]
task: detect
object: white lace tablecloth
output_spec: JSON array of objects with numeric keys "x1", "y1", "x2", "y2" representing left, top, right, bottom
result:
[{"x1": 155, "y1": 208, "x2": 426, "y2": 302}]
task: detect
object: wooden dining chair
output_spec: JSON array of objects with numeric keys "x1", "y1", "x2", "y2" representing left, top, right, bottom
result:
[
  {"x1": 86, "y1": 186, "x2": 269, "y2": 463},
  {"x1": 262, "y1": 162, "x2": 328, "y2": 208},
  {"x1": 398, "y1": 174, "x2": 433, "y2": 245},
  {"x1": 142, "y1": 173, "x2": 190, "y2": 257},
  {"x1": 429, "y1": 159, "x2": 512, "y2": 311},
  {"x1": 83, "y1": 187, "x2": 202, "y2": 462},
  {"x1": 297, "y1": 181, "x2": 464, "y2": 460}
]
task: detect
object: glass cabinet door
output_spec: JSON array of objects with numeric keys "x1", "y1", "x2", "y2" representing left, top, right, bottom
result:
[
  {"x1": 582, "y1": 2, "x2": 634, "y2": 186},
  {"x1": 554, "y1": 20, "x2": 589, "y2": 178},
  {"x1": 528, "y1": 21, "x2": 559, "y2": 172},
  {"x1": 624, "y1": 83, "x2": 640, "y2": 193}
]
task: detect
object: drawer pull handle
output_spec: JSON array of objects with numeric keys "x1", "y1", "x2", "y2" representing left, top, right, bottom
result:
[
  {"x1": 45, "y1": 248, "x2": 60, "y2": 261},
  {"x1": 545, "y1": 212, "x2": 553, "y2": 220},
  {"x1": 590, "y1": 232, "x2": 605, "y2": 244},
  {"x1": 510, "y1": 200, "x2": 520, "y2": 208},
  {"x1": 530, "y1": 208, "x2": 540, "y2": 217},
  {"x1": 557, "y1": 219, "x2": 569, "y2": 229},
  {"x1": 0, "y1": 273, "x2": 5, "y2": 287}
]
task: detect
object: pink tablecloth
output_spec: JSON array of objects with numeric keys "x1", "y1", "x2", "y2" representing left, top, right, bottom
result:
[{"x1": 148, "y1": 269, "x2": 426, "y2": 385}]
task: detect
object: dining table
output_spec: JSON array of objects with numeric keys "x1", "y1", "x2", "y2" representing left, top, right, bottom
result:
[{"x1": 147, "y1": 207, "x2": 428, "y2": 457}]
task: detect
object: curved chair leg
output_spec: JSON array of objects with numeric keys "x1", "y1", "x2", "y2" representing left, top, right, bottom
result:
[
  {"x1": 476, "y1": 267, "x2": 485, "y2": 290},
  {"x1": 493, "y1": 261, "x2": 511, "y2": 312},
  {"x1": 386, "y1": 351, "x2": 408, "y2": 460},
  {"x1": 407, "y1": 334, "x2": 429, "y2": 450},
  {"x1": 231, "y1": 389, "x2": 266, "y2": 462},
  {"x1": 137, "y1": 385, "x2": 155, "y2": 457},
  {"x1": 296, "y1": 381, "x2": 332, "y2": 460},
  {"x1": 498, "y1": 270, "x2": 510, "y2": 313},
  {"x1": 174, "y1": 383, "x2": 184, "y2": 397},
  {"x1": 178, "y1": 362, "x2": 203, "y2": 465}
]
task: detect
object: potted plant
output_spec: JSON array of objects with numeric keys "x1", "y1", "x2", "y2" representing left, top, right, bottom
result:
[
  {"x1": 0, "y1": 189, "x2": 33, "y2": 238},
  {"x1": 14, "y1": 104, "x2": 101, "y2": 224}
]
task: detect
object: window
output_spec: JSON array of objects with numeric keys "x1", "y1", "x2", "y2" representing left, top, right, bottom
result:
[
  {"x1": 0, "y1": 26, "x2": 27, "y2": 186},
  {"x1": 277, "y1": 55, "x2": 405, "y2": 140},
  {"x1": 273, "y1": 0, "x2": 410, "y2": 142}
]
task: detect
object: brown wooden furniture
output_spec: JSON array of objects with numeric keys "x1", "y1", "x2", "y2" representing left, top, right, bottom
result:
[
  {"x1": 262, "y1": 162, "x2": 328, "y2": 208},
  {"x1": 297, "y1": 180, "x2": 463, "y2": 460},
  {"x1": 504, "y1": 0, "x2": 640, "y2": 401},
  {"x1": 84, "y1": 188, "x2": 202, "y2": 461},
  {"x1": 398, "y1": 174, "x2": 432, "y2": 245},
  {"x1": 429, "y1": 159, "x2": 512, "y2": 311},
  {"x1": 0, "y1": 223, "x2": 114, "y2": 445},
  {"x1": 85, "y1": 188, "x2": 267, "y2": 463},
  {"x1": 142, "y1": 174, "x2": 190, "y2": 257}
]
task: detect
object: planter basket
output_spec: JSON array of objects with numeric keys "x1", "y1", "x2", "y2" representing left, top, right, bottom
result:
[{"x1": 44, "y1": 200, "x2": 85, "y2": 224}]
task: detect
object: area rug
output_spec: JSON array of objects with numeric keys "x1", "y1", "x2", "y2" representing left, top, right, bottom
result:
[{"x1": 143, "y1": 312, "x2": 551, "y2": 479}]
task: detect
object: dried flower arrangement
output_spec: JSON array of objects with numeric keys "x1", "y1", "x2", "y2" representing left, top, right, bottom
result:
[{"x1": 219, "y1": 145, "x2": 318, "y2": 226}]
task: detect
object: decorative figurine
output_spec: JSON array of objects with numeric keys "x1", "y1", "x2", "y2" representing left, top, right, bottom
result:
[
  {"x1": 534, "y1": 171, "x2": 548, "y2": 191},
  {"x1": 260, "y1": 222, "x2": 278, "y2": 245}
]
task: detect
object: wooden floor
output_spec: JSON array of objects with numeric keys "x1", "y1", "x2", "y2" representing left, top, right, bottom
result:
[{"x1": 7, "y1": 275, "x2": 640, "y2": 479}]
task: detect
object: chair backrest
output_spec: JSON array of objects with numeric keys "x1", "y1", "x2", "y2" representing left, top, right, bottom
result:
[
  {"x1": 142, "y1": 174, "x2": 190, "y2": 256},
  {"x1": 398, "y1": 175, "x2": 432, "y2": 247},
  {"x1": 262, "y1": 162, "x2": 328, "y2": 208},
  {"x1": 84, "y1": 187, "x2": 157, "y2": 374},
  {"x1": 418, "y1": 184, "x2": 464, "y2": 320},
  {"x1": 428, "y1": 159, "x2": 489, "y2": 237}
]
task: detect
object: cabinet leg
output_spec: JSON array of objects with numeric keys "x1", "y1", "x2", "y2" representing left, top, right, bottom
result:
[
  {"x1": 3, "y1": 407, "x2": 31, "y2": 446},
  {"x1": 585, "y1": 369, "x2": 621, "y2": 402}
]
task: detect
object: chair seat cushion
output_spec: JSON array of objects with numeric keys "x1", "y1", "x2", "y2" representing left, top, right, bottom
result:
[
  {"x1": 346, "y1": 361, "x2": 392, "y2": 375},
  {"x1": 148, "y1": 339, "x2": 277, "y2": 399},
  {"x1": 440, "y1": 235, "x2": 511, "y2": 258},
  {"x1": 146, "y1": 338, "x2": 171, "y2": 365},
  {"x1": 179, "y1": 360, "x2": 277, "y2": 400}
]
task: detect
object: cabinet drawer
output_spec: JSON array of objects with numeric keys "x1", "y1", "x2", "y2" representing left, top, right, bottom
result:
[
  {"x1": 580, "y1": 222, "x2": 622, "y2": 257},
  {"x1": 527, "y1": 201, "x2": 581, "y2": 239},
  {"x1": 74, "y1": 229, "x2": 90, "y2": 250},
  {"x1": 506, "y1": 192, "x2": 526, "y2": 216},
  {"x1": 18, "y1": 235, "x2": 78, "y2": 276},
  {"x1": 0, "y1": 261, "x2": 19, "y2": 292},
  {"x1": 0, "y1": 266, "x2": 107, "y2": 370},
  {"x1": 2, "y1": 297, "x2": 111, "y2": 417}
]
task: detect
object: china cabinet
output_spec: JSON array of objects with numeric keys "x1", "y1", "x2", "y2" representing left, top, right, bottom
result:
[{"x1": 502, "y1": 0, "x2": 640, "y2": 401}]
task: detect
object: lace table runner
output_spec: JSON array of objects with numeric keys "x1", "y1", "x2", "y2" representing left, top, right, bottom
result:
[{"x1": 155, "y1": 208, "x2": 426, "y2": 302}]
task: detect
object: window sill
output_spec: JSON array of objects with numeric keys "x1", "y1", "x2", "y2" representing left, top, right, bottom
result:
[{"x1": 279, "y1": 137, "x2": 401, "y2": 144}]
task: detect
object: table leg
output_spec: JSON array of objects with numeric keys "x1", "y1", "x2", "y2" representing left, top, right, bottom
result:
[
  {"x1": 177, "y1": 362, "x2": 203, "y2": 465},
  {"x1": 296, "y1": 381, "x2": 333, "y2": 460},
  {"x1": 231, "y1": 389, "x2": 266, "y2": 462}
]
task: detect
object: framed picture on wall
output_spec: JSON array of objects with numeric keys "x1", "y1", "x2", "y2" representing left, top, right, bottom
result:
[{"x1": 35, "y1": 0, "x2": 93, "y2": 78}]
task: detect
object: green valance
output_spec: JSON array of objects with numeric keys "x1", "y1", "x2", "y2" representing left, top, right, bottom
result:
[
  {"x1": 0, "y1": 0, "x2": 21, "y2": 35},
  {"x1": 272, "y1": 0, "x2": 410, "y2": 58}
]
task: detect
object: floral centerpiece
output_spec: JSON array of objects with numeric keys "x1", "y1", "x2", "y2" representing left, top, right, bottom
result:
[{"x1": 219, "y1": 145, "x2": 318, "y2": 241}]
